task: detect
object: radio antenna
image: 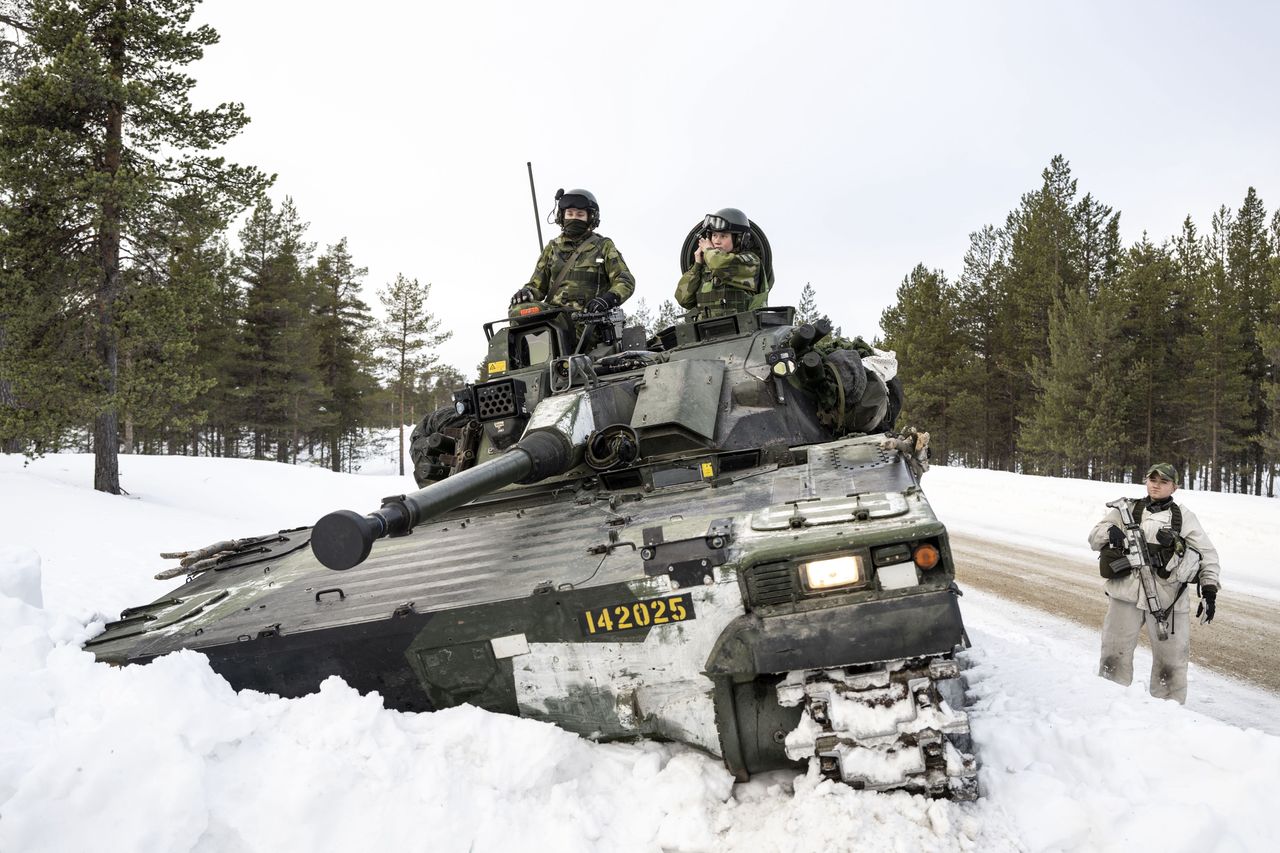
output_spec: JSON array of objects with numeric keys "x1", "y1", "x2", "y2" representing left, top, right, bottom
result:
[{"x1": 527, "y1": 161, "x2": 544, "y2": 251}]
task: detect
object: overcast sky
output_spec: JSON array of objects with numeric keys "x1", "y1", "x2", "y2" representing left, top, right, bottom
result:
[{"x1": 190, "y1": 0, "x2": 1280, "y2": 373}]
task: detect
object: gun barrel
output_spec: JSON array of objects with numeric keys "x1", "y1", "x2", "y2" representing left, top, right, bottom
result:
[{"x1": 312, "y1": 430, "x2": 572, "y2": 571}]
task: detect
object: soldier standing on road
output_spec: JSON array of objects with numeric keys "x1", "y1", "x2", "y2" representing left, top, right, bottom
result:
[
  {"x1": 510, "y1": 188, "x2": 635, "y2": 314},
  {"x1": 675, "y1": 208, "x2": 767, "y2": 320},
  {"x1": 1088, "y1": 462, "x2": 1221, "y2": 704}
]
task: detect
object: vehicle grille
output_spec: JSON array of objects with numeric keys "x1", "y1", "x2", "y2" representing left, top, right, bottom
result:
[{"x1": 747, "y1": 562, "x2": 797, "y2": 607}]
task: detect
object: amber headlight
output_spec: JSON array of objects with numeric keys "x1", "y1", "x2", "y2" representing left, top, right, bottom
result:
[{"x1": 801, "y1": 555, "x2": 864, "y2": 590}]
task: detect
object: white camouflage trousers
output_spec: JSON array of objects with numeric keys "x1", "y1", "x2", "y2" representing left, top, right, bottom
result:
[{"x1": 1098, "y1": 595, "x2": 1191, "y2": 704}]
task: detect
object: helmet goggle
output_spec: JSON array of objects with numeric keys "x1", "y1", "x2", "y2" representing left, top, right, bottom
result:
[
  {"x1": 559, "y1": 194, "x2": 594, "y2": 211},
  {"x1": 703, "y1": 214, "x2": 731, "y2": 232}
]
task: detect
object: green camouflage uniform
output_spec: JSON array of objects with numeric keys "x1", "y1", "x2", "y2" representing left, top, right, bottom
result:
[
  {"x1": 674, "y1": 248, "x2": 766, "y2": 319},
  {"x1": 524, "y1": 231, "x2": 635, "y2": 311}
]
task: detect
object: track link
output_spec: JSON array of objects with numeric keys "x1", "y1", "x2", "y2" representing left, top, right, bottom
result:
[{"x1": 778, "y1": 657, "x2": 979, "y2": 800}]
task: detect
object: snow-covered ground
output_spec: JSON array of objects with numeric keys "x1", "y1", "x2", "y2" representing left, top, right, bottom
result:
[{"x1": 2, "y1": 447, "x2": 1277, "y2": 852}]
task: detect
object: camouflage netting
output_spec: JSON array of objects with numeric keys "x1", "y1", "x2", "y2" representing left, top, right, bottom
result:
[
  {"x1": 808, "y1": 336, "x2": 903, "y2": 436},
  {"x1": 409, "y1": 406, "x2": 474, "y2": 488}
]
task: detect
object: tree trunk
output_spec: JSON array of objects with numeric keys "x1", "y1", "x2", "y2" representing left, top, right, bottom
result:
[
  {"x1": 0, "y1": 324, "x2": 20, "y2": 454},
  {"x1": 93, "y1": 3, "x2": 126, "y2": 494},
  {"x1": 1210, "y1": 378, "x2": 1221, "y2": 492},
  {"x1": 398, "y1": 383, "x2": 406, "y2": 477}
]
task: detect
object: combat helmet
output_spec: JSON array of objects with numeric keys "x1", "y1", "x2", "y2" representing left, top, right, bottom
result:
[
  {"x1": 703, "y1": 207, "x2": 754, "y2": 250},
  {"x1": 555, "y1": 188, "x2": 600, "y2": 228}
]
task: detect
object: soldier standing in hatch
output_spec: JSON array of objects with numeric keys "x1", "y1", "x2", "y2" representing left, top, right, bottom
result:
[
  {"x1": 1088, "y1": 462, "x2": 1221, "y2": 704},
  {"x1": 674, "y1": 207, "x2": 767, "y2": 320},
  {"x1": 510, "y1": 188, "x2": 635, "y2": 315}
]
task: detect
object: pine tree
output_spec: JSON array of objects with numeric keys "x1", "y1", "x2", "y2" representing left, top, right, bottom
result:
[
  {"x1": 1181, "y1": 208, "x2": 1253, "y2": 491},
  {"x1": 1257, "y1": 314, "x2": 1280, "y2": 496},
  {"x1": 236, "y1": 198, "x2": 320, "y2": 462},
  {"x1": 116, "y1": 191, "x2": 233, "y2": 455},
  {"x1": 187, "y1": 236, "x2": 245, "y2": 457},
  {"x1": 1019, "y1": 286, "x2": 1114, "y2": 476},
  {"x1": 1255, "y1": 208, "x2": 1280, "y2": 494},
  {"x1": 796, "y1": 283, "x2": 820, "y2": 325},
  {"x1": 1108, "y1": 235, "x2": 1188, "y2": 476},
  {"x1": 377, "y1": 275, "x2": 452, "y2": 476},
  {"x1": 654, "y1": 299, "x2": 682, "y2": 331},
  {"x1": 1073, "y1": 193, "x2": 1121, "y2": 297},
  {"x1": 626, "y1": 297, "x2": 653, "y2": 336},
  {"x1": 411, "y1": 364, "x2": 466, "y2": 422},
  {"x1": 311, "y1": 238, "x2": 375, "y2": 472},
  {"x1": 956, "y1": 224, "x2": 1011, "y2": 468},
  {"x1": 1000, "y1": 156, "x2": 1086, "y2": 459},
  {"x1": 0, "y1": 0, "x2": 267, "y2": 490},
  {"x1": 1227, "y1": 187, "x2": 1274, "y2": 493},
  {"x1": 879, "y1": 265, "x2": 979, "y2": 462}
]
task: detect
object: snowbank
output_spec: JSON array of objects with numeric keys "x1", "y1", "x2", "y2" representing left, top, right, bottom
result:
[{"x1": 2, "y1": 452, "x2": 1278, "y2": 851}]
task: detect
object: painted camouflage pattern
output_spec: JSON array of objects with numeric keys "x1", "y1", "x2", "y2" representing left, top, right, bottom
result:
[
  {"x1": 674, "y1": 248, "x2": 766, "y2": 319},
  {"x1": 524, "y1": 231, "x2": 635, "y2": 311}
]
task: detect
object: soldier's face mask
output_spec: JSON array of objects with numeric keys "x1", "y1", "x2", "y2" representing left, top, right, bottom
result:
[{"x1": 562, "y1": 218, "x2": 589, "y2": 237}]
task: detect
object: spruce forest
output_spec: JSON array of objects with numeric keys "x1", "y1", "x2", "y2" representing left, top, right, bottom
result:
[
  {"x1": 879, "y1": 156, "x2": 1280, "y2": 496},
  {"x1": 2, "y1": 4, "x2": 1277, "y2": 497},
  {"x1": 0, "y1": 1, "x2": 460, "y2": 484}
]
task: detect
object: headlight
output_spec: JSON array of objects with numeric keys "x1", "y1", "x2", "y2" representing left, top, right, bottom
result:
[{"x1": 801, "y1": 555, "x2": 864, "y2": 590}]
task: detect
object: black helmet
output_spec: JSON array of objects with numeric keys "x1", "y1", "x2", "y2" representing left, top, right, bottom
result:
[
  {"x1": 702, "y1": 207, "x2": 753, "y2": 249},
  {"x1": 555, "y1": 188, "x2": 600, "y2": 228}
]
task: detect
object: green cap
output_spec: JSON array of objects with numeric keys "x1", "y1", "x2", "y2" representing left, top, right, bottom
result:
[{"x1": 1145, "y1": 462, "x2": 1178, "y2": 484}]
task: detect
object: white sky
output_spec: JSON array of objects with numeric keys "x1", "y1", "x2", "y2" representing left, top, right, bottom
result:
[{"x1": 190, "y1": 0, "x2": 1280, "y2": 374}]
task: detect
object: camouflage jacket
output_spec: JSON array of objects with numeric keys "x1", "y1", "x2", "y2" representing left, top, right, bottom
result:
[
  {"x1": 674, "y1": 248, "x2": 766, "y2": 319},
  {"x1": 525, "y1": 232, "x2": 635, "y2": 311}
]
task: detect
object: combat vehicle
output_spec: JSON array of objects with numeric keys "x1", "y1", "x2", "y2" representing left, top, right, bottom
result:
[{"x1": 88, "y1": 224, "x2": 978, "y2": 798}]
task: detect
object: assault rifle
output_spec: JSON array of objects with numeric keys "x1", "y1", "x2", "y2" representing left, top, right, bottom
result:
[{"x1": 1105, "y1": 498, "x2": 1172, "y2": 640}]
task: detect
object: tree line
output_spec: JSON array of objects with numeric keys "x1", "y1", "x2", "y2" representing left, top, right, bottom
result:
[
  {"x1": 0, "y1": 1, "x2": 459, "y2": 484},
  {"x1": 4, "y1": 7, "x2": 1275, "y2": 497},
  {"x1": 880, "y1": 155, "x2": 1280, "y2": 495}
]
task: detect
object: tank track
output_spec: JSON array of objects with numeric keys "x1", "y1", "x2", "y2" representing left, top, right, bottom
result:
[{"x1": 777, "y1": 656, "x2": 979, "y2": 800}]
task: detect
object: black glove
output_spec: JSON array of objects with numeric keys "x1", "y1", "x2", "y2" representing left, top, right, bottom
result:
[
  {"x1": 584, "y1": 291, "x2": 620, "y2": 313},
  {"x1": 510, "y1": 287, "x2": 538, "y2": 306},
  {"x1": 1155, "y1": 528, "x2": 1185, "y2": 556},
  {"x1": 1107, "y1": 525, "x2": 1125, "y2": 550},
  {"x1": 1196, "y1": 584, "x2": 1217, "y2": 624}
]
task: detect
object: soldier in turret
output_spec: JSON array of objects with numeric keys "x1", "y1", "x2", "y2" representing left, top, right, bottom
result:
[
  {"x1": 510, "y1": 188, "x2": 635, "y2": 315},
  {"x1": 675, "y1": 207, "x2": 768, "y2": 320}
]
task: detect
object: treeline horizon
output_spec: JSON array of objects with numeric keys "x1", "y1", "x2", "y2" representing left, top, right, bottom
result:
[{"x1": 879, "y1": 155, "x2": 1279, "y2": 496}]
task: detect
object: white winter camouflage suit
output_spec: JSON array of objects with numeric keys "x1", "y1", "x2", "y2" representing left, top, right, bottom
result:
[{"x1": 1088, "y1": 500, "x2": 1220, "y2": 704}]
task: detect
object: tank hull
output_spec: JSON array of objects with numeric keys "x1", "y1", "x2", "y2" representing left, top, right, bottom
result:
[{"x1": 88, "y1": 433, "x2": 973, "y2": 794}]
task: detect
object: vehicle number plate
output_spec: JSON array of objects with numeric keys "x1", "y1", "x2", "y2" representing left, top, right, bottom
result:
[{"x1": 579, "y1": 594, "x2": 696, "y2": 636}]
